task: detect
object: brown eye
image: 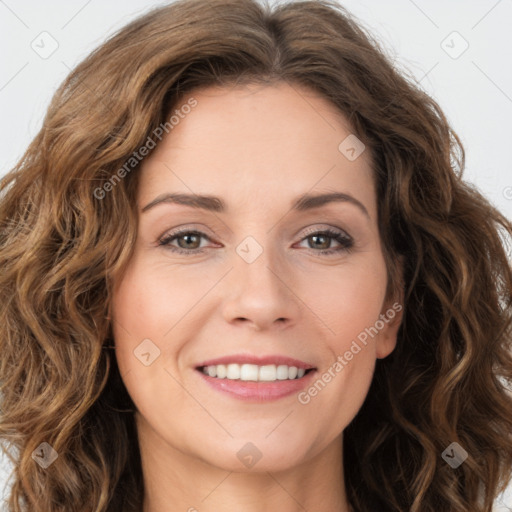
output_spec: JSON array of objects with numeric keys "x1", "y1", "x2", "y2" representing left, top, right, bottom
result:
[
  {"x1": 297, "y1": 229, "x2": 353, "y2": 255},
  {"x1": 175, "y1": 233, "x2": 202, "y2": 249},
  {"x1": 307, "y1": 233, "x2": 332, "y2": 250},
  {"x1": 158, "y1": 230, "x2": 210, "y2": 253}
]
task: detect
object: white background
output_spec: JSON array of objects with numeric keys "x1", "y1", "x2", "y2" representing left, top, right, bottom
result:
[{"x1": 0, "y1": 0, "x2": 511, "y2": 509}]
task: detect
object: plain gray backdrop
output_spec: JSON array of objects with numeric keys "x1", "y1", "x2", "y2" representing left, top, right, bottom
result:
[{"x1": 0, "y1": 0, "x2": 511, "y2": 510}]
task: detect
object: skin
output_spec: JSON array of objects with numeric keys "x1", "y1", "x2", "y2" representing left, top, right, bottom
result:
[{"x1": 111, "y1": 81, "x2": 403, "y2": 512}]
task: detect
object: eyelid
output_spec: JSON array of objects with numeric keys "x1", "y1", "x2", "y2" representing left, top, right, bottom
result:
[
  {"x1": 158, "y1": 228, "x2": 215, "y2": 248},
  {"x1": 157, "y1": 223, "x2": 216, "y2": 241},
  {"x1": 299, "y1": 224, "x2": 351, "y2": 239},
  {"x1": 157, "y1": 223, "x2": 354, "y2": 257},
  {"x1": 158, "y1": 223, "x2": 351, "y2": 243}
]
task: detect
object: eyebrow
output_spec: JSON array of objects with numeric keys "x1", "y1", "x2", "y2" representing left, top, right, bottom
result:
[{"x1": 141, "y1": 191, "x2": 370, "y2": 218}]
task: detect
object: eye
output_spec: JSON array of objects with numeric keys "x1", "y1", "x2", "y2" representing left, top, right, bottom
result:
[
  {"x1": 158, "y1": 230, "x2": 212, "y2": 254},
  {"x1": 296, "y1": 228, "x2": 354, "y2": 255},
  {"x1": 157, "y1": 227, "x2": 354, "y2": 256}
]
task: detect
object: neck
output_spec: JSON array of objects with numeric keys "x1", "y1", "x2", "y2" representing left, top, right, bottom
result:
[{"x1": 135, "y1": 412, "x2": 351, "y2": 512}]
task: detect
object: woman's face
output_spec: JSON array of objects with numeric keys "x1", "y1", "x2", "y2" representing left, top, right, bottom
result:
[{"x1": 111, "y1": 82, "x2": 402, "y2": 472}]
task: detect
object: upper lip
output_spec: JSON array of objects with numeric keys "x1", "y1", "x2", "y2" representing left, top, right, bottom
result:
[{"x1": 196, "y1": 354, "x2": 316, "y2": 370}]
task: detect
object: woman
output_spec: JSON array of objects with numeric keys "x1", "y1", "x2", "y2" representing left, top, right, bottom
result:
[{"x1": 0, "y1": 0, "x2": 511, "y2": 511}]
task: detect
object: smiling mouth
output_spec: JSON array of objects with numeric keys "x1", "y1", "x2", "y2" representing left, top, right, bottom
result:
[{"x1": 197, "y1": 363, "x2": 316, "y2": 382}]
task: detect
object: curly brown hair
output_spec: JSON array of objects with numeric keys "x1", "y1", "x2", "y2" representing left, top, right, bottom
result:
[{"x1": 1, "y1": 0, "x2": 511, "y2": 510}]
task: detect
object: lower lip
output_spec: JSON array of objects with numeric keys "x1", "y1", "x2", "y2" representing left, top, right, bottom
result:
[{"x1": 196, "y1": 369, "x2": 317, "y2": 402}]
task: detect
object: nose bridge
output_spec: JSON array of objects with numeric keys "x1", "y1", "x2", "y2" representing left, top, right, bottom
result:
[
  {"x1": 221, "y1": 233, "x2": 300, "y2": 329},
  {"x1": 235, "y1": 233, "x2": 287, "y2": 300}
]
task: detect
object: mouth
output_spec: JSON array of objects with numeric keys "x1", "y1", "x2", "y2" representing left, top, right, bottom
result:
[
  {"x1": 196, "y1": 363, "x2": 316, "y2": 381},
  {"x1": 194, "y1": 355, "x2": 317, "y2": 401}
]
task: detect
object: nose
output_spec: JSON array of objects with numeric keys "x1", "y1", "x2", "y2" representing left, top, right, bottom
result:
[{"x1": 221, "y1": 244, "x2": 302, "y2": 331}]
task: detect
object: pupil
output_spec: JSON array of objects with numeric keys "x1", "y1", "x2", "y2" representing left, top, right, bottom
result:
[
  {"x1": 311, "y1": 234, "x2": 329, "y2": 249},
  {"x1": 180, "y1": 234, "x2": 198, "y2": 248}
]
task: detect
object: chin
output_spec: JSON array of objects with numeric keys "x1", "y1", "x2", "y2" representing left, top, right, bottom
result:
[{"x1": 197, "y1": 436, "x2": 314, "y2": 473}]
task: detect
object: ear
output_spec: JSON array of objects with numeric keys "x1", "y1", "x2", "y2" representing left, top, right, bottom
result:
[{"x1": 376, "y1": 258, "x2": 404, "y2": 359}]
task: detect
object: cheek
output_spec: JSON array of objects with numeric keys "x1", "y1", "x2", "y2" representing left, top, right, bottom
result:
[
  {"x1": 296, "y1": 258, "x2": 386, "y2": 416},
  {"x1": 309, "y1": 257, "x2": 388, "y2": 349},
  {"x1": 112, "y1": 255, "x2": 207, "y2": 339},
  {"x1": 110, "y1": 255, "x2": 215, "y2": 380},
  {"x1": 110, "y1": 259, "x2": 191, "y2": 423},
  {"x1": 297, "y1": 305, "x2": 380, "y2": 439}
]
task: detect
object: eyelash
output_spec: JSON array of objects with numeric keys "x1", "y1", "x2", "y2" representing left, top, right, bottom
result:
[{"x1": 157, "y1": 227, "x2": 354, "y2": 256}]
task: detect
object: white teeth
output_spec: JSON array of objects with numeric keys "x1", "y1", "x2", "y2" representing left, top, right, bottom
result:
[
  {"x1": 200, "y1": 363, "x2": 311, "y2": 381},
  {"x1": 276, "y1": 365, "x2": 289, "y2": 380},
  {"x1": 226, "y1": 363, "x2": 240, "y2": 379},
  {"x1": 216, "y1": 364, "x2": 227, "y2": 379},
  {"x1": 259, "y1": 364, "x2": 277, "y2": 381},
  {"x1": 240, "y1": 364, "x2": 259, "y2": 381}
]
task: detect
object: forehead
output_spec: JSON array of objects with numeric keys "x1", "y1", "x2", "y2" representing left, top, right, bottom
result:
[{"x1": 138, "y1": 82, "x2": 376, "y2": 218}]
